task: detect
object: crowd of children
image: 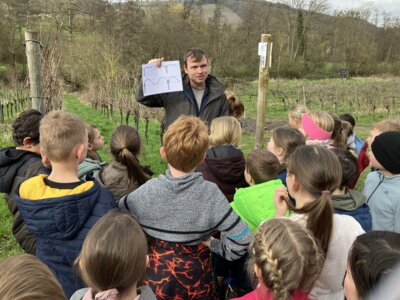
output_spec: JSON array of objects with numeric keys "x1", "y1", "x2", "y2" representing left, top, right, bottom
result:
[{"x1": 1, "y1": 98, "x2": 400, "y2": 300}]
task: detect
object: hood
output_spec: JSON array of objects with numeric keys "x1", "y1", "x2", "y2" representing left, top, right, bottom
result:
[
  {"x1": 16, "y1": 176, "x2": 100, "y2": 240},
  {"x1": 332, "y1": 189, "x2": 367, "y2": 210},
  {"x1": 159, "y1": 169, "x2": 204, "y2": 193},
  {"x1": 0, "y1": 147, "x2": 41, "y2": 193}
]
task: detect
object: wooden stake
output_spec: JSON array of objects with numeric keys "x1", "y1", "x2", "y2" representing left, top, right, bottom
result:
[
  {"x1": 256, "y1": 34, "x2": 272, "y2": 149},
  {"x1": 25, "y1": 31, "x2": 45, "y2": 113}
]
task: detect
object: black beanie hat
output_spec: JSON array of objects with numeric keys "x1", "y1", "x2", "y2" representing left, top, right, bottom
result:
[{"x1": 371, "y1": 131, "x2": 400, "y2": 175}]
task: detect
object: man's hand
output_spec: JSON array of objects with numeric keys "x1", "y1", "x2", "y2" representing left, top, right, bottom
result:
[{"x1": 148, "y1": 57, "x2": 164, "y2": 68}]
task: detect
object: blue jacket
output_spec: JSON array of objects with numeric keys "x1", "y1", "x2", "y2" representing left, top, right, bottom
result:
[{"x1": 16, "y1": 176, "x2": 116, "y2": 298}]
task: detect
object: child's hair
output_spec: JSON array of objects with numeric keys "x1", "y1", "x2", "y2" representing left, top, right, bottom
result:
[
  {"x1": 287, "y1": 145, "x2": 341, "y2": 255},
  {"x1": 348, "y1": 231, "x2": 400, "y2": 299},
  {"x1": 76, "y1": 210, "x2": 148, "y2": 296},
  {"x1": 288, "y1": 104, "x2": 308, "y2": 120},
  {"x1": 372, "y1": 119, "x2": 400, "y2": 133},
  {"x1": 12, "y1": 109, "x2": 43, "y2": 146},
  {"x1": 209, "y1": 116, "x2": 242, "y2": 147},
  {"x1": 246, "y1": 149, "x2": 280, "y2": 184},
  {"x1": 271, "y1": 127, "x2": 305, "y2": 167},
  {"x1": 86, "y1": 124, "x2": 101, "y2": 160},
  {"x1": 0, "y1": 254, "x2": 66, "y2": 300},
  {"x1": 40, "y1": 111, "x2": 87, "y2": 162},
  {"x1": 225, "y1": 91, "x2": 245, "y2": 119},
  {"x1": 339, "y1": 113, "x2": 356, "y2": 129},
  {"x1": 331, "y1": 148, "x2": 357, "y2": 189},
  {"x1": 249, "y1": 218, "x2": 324, "y2": 300},
  {"x1": 163, "y1": 115, "x2": 209, "y2": 172},
  {"x1": 330, "y1": 114, "x2": 353, "y2": 149},
  {"x1": 110, "y1": 125, "x2": 149, "y2": 185},
  {"x1": 301, "y1": 111, "x2": 334, "y2": 140}
]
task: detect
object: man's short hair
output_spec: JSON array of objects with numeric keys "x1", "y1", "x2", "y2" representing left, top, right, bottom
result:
[
  {"x1": 331, "y1": 148, "x2": 357, "y2": 189},
  {"x1": 372, "y1": 119, "x2": 400, "y2": 133},
  {"x1": 246, "y1": 149, "x2": 280, "y2": 184},
  {"x1": 183, "y1": 48, "x2": 207, "y2": 67},
  {"x1": 12, "y1": 109, "x2": 43, "y2": 146},
  {"x1": 40, "y1": 110, "x2": 87, "y2": 162},
  {"x1": 163, "y1": 115, "x2": 209, "y2": 172}
]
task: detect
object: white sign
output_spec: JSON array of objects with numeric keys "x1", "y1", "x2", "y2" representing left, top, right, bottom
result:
[
  {"x1": 142, "y1": 60, "x2": 183, "y2": 96},
  {"x1": 258, "y1": 42, "x2": 267, "y2": 56}
]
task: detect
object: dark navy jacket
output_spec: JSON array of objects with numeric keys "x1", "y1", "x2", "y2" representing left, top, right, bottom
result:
[{"x1": 16, "y1": 178, "x2": 116, "y2": 298}]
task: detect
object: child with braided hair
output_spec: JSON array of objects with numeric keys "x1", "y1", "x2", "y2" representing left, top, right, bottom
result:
[
  {"x1": 273, "y1": 145, "x2": 364, "y2": 299},
  {"x1": 233, "y1": 218, "x2": 324, "y2": 300}
]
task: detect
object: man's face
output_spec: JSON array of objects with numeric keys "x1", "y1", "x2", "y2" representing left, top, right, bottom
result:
[{"x1": 184, "y1": 56, "x2": 209, "y2": 88}]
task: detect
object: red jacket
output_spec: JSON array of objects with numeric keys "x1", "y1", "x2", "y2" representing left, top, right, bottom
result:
[{"x1": 232, "y1": 283, "x2": 309, "y2": 300}]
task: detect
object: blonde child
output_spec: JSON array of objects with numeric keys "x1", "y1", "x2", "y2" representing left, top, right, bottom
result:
[
  {"x1": 119, "y1": 116, "x2": 252, "y2": 299},
  {"x1": 16, "y1": 111, "x2": 116, "y2": 298},
  {"x1": 288, "y1": 104, "x2": 308, "y2": 129},
  {"x1": 0, "y1": 254, "x2": 66, "y2": 300},
  {"x1": 196, "y1": 116, "x2": 247, "y2": 202},
  {"x1": 71, "y1": 210, "x2": 156, "y2": 300},
  {"x1": 233, "y1": 218, "x2": 324, "y2": 300},
  {"x1": 267, "y1": 127, "x2": 305, "y2": 186},
  {"x1": 299, "y1": 111, "x2": 334, "y2": 147},
  {"x1": 231, "y1": 149, "x2": 283, "y2": 232},
  {"x1": 274, "y1": 145, "x2": 364, "y2": 299},
  {"x1": 97, "y1": 125, "x2": 151, "y2": 200}
]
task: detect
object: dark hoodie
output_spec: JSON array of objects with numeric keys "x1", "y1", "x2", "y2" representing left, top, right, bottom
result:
[
  {"x1": 0, "y1": 147, "x2": 43, "y2": 254},
  {"x1": 332, "y1": 188, "x2": 372, "y2": 231},
  {"x1": 196, "y1": 145, "x2": 248, "y2": 202},
  {"x1": 16, "y1": 175, "x2": 116, "y2": 298}
]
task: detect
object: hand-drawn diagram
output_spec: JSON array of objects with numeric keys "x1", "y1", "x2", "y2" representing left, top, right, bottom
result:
[{"x1": 142, "y1": 60, "x2": 183, "y2": 96}]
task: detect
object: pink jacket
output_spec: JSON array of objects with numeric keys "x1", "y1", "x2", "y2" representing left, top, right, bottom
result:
[{"x1": 232, "y1": 284, "x2": 309, "y2": 300}]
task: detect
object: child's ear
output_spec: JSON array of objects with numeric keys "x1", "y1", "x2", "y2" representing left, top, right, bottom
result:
[
  {"x1": 22, "y1": 137, "x2": 32, "y2": 147},
  {"x1": 275, "y1": 146, "x2": 284, "y2": 157},
  {"x1": 291, "y1": 174, "x2": 300, "y2": 192},
  {"x1": 254, "y1": 264, "x2": 262, "y2": 279},
  {"x1": 75, "y1": 144, "x2": 87, "y2": 161},
  {"x1": 160, "y1": 146, "x2": 167, "y2": 161},
  {"x1": 40, "y1": 150, "x2": 51, "y2": 168},
  {"x1": 87, "y1": 143, "x2": 93, "y2": 151}
]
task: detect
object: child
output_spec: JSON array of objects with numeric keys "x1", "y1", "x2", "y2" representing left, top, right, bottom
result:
[
  {"x1": 0, "y1": 254, "x2": 66, "y2": 300},
  {"x1": 231, "y1": 149, "x2": 283, "y2": 232},
  {"x1": 70, "y1": 210, "x2": 156, "y2": 300},
  {"x1": 97, "y1": 125, "x2": 151, "y2": 200},
  {"x1": 78, "y1": 124, "x2": 106, "y2": 180},
  {"x1": 339, "y1": 113, "x2": 365, "y2": 155},
  {"x1": 0, "y1": 109, "x2": 43, "y2": 254},
  {"x1": 267, "y1": 127, "x2": 305, "y2": 186},
  {"x1": 274, "y1": 145, "x2": 364, "y2": 299},
  {"x1": 118, "y1": 115, "x2": 252, "y2": 299},
  {"x1": 233, "y1": 218, "x2": 324, "y2": 300},
  {"x1": 366, "y1": 119, "x2": 400, "y2": 147},
  {"x1": 288, "y1": 104, "x2": 308, "y2": 129},
  {"x1": 196, "y1": 116, "x2": 247, "y2": 202},
  {"x1": 363, "y1": 131, "x2": 400, "y2": 232},
  {"x1": 15, "y1": 111, "x2": 116, "y2": 298},
  {"x1": 226, "y1": 91, "x2": 245, "y2": 119},
  {"x1": 299, "y1": 111, "x2": 334, "y2": 147},
  {"x1": 331, "y1": 148, "x2": 371, "y2": 231},
  {"x1": 344, "y1": 231, "x2": 400, "y2": 300}
]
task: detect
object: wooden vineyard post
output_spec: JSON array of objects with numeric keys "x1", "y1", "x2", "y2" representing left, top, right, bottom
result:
[
  {"x1": 25, "y1": 31, "x2": 45, "y2": 113},
  {"x1": 255, "y1": 34, "x2": 272, "y2": 149}
]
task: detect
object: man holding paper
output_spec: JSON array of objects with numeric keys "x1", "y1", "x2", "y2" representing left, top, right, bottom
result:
[{"x1": 136, "y1": 48, "x2": 229, "y2": 127}]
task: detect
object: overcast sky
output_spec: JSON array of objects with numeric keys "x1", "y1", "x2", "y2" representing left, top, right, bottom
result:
[{"x1": 326, "y1": 0, "x2": 400, "y2": 17}]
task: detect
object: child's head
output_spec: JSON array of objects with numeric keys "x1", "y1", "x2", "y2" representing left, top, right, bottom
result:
[
  {"x1": 300, "y1": 111, "x2": 334, "y2": 141},
  {"x1": 344, "y1": 231, "x2": 400, "y2": 300},
  {"x1": 249, "y1": 218, "x2": 324, "y2": 300},
  {"x1": 76, "y1": 210, "x2": 147, "y2": 297},
  {"x1": 267, "y1": 127, "x2": 305, "y2": 166},
  {"x1": 87, "y1": 124, "x2": 104, "y2": 160},
  {"x1": 40, "y1": 111, "x2": 87, "y2": 163},
  {"x1": 288, "y1": 104, "x2": 308, "y2": 129},
  {"x1": 0, "y1": 254, "x2": 66, "y2": 300},
  {"x1": 162, "y1": 115, "x2": 209, "y2": 172},
  {"x1": 367, "y1": 119, "x2": 400, "y2": 146},
  {"x1": 225, "y1": 91, "x2": 245, "y2": 119},
  {"x1": 12, "y1": 109, "x2": 43, "y2": 154},
  {"x1": 370, "y1": 131, "x2": 400, "y2": 175},
  {"x1": 339, "y1": 113, "x2": 356, "y2": 129},
  {"x1": 245, "y1": 149, "x2": 280, "y2": 185},
  {"x1": 209, "y1": 116, "x2": 242, "y2": 147},
  {"x1": 286, "y1": 145, "x2": 341, "y2": 255},
  {"x1": 331, "y1": 148, "x2": 357, "y2": 189},
  {"x1": 110, "y1": 125, "x2": 149, "y2": 185}
]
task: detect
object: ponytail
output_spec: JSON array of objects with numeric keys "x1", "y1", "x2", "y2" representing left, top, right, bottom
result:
[{"x1": 118, "y1": 148, "x2": 149, "y2": 185}]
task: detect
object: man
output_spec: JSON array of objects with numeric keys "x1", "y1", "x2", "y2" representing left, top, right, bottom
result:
[{"x1": 136, "y1": 48, "x2": 229, "y2": 127}]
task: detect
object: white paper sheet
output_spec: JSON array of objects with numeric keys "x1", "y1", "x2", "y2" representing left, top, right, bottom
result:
[{"x1": 142, "y1": 60, "x2": 183, "y2": 96}]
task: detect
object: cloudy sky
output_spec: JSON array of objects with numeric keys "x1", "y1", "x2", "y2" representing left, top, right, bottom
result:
[{"x1": 326, "y1": 0, "x2": 400, "y2": 17}]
